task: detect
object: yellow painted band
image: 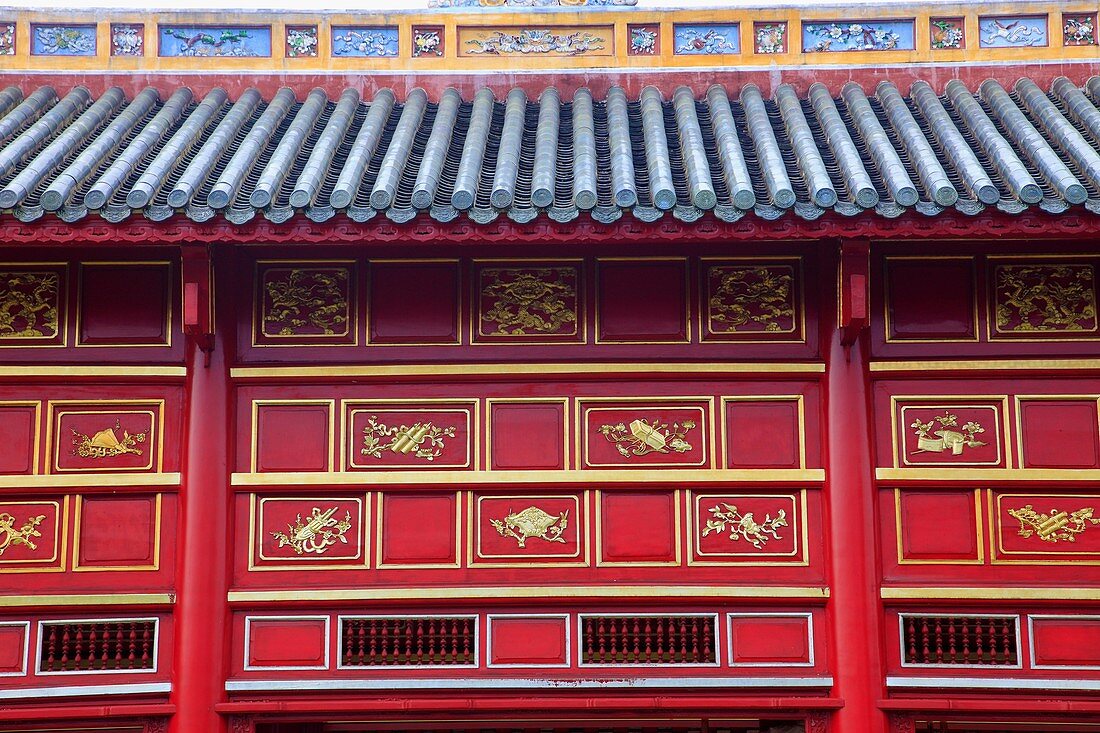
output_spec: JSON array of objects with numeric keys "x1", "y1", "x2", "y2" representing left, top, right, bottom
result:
[{"x1": 229, "y1": 585, "x2": 830, "y2": 603}]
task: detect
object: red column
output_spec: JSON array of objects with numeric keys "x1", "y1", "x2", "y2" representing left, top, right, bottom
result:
[
  {"x1": 170, "y1": 251, "x2": 228, "y2": 733},
  {"x1": 825, "y1": 243, "x2": 886, "y2": 733}
]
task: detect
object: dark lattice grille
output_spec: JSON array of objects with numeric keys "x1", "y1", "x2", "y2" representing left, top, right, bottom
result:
[
  {"x1": 340, "y1": 616, "x2": 475, "y2": 667},
  {"x1": 38, "y1": 619, "x2": 157, "y2": 672},
  {"x1": 580, "y1": 615, "x2": 716, "y2": 665},
  {"x1": 902, "y1": 615, "x2": 1019, "y2": 666}
]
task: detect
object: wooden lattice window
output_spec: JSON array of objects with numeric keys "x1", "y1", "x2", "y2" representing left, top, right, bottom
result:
[
  {"x1": 580, "y1": 614, "x2": 717, "y2": 665},
  {"x1": 38, "y1": 619, "x2": 157, "y2": 673},
  {"x1": 340, "y1": 616, "x2": 476, "y2": 667},
  {"x1": 902, "y1": 614, "x2": 1019, "y2": 666}
]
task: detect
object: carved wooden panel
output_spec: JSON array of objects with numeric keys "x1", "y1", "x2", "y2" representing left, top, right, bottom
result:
[
  {"x1": 580, "y1": 399, "x2": 712, "y2": 469},
  {"x1": 48, "y1": 401, "x2": 164, "y2": 474},
  {"x1": 471, "y1": 492, "x2": 586, "y2": 567},
  {"x1": 254, "y1": 261, "x2": 356, "y2": 347},
  {"x1": 474, "y1": 261, "x2": 583, "y2": 344},
  {"x1": 992, "y1": 491, "x2": 1100, "y2": 563},
  {"x1": 891, "y1": 397, "x2": 1008, "y2": 468},
  {"x1": 990, "y1": 260, "x2": 1097, "y2": 339},
  {"x1": 343, "y1": 401, "x2": 476, "y2": 471},
  {"x1": 690, "y1": 492, "x2": 805, "y2": 564},
  {"x1": 702, "y1": 259, "x2": 803, "y2": 342},
  {"x1": 0, "y1": 264, "x2": 66, "y2": 347},
  {"x1": 251, "y1": 495, "x2": 367, "y2": 570},
  {"x1": 0, "y1": 497, "x2": 66, "y2": 572}
]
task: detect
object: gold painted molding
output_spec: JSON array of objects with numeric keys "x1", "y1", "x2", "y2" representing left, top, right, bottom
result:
[
  {"x1": 882, "y1": 587, "x2": 1100, "y2": 601},
  {"x1": 875, "y1": 468, "x2": 1100, "y2": 482},
  {"x1": 229, "y1": 585, "x2": 830, "y2": 603},
  {"x1": 231, "y1": 362, "x2": 826, "y2": 379},
  {"x1": 0, "y1": 366, "x2": 187, "y2": 377},
  {"x1": 870, "y1": 359, "x2": 1100, "y2": 372},
  {"x1": 232, "y1": 468, "x2": 825, "y2": 486},
  {"x1": 0, "y1": 473, "x2": 182, "y2": 488},
  {"x1": 0, "y1": 593, "x2": 175, "y2": 607}
]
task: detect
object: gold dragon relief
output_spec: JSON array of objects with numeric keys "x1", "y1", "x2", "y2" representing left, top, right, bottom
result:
[
  {"x1": 0, "y1": 269, "x2": 61, "y2": 341},
  {"x1": 707, "y1": 264, "x2": 797, "y2": 335},
  {"x1": 478, "y1": 266, "x2": 579, "y2": 339},
  {"x1": 993, "y1": 263, "x2": 1098, "y2": 335},
  {"x1": 260, "y1": 266, "x2": 352, "y2": 340}
]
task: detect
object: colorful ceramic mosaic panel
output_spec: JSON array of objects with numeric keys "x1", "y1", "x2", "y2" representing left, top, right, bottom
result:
[
  {"x1": 412, "y1": 26, "x2": 444, "y2": 57},
  {"x1": 286, "y1": 26, "x2": 318, "y2": 58},
  {"x1": 31, "y1": 25, "x2": 96, "y2": 56},
  {"x1": 930, "y1": 18, "x2": 964, "y2": 49},
  {"x1": 753, "y1": 22, "x2": 787, "y2": 54},
  {"x1": 331, "y1": 26, "x2": 399, "y2": 57},
  {"x1": 673, "y1": 24, "x2": 740, "y2": 55},
  {"x1": 0, "y1": 23, "x2": 13, "y2": 56},
  {"x1": 802, "y1": 20, "x2": 915, "y2": 52},
  {"x1": 159, "y1": 26, "x2": 272, "y2": 57},
  {"x1": 111, "y1": 24, "x2": 144, "y2": 57},
  {"x1": 978, "y1": 16, "x2": 1047, "y2": 48},
  {"x1": 627, "y1": 24, "x2": 658, "y2": 55},
  {"x1": 459, "y1": 26, "x2": 612, "y2": 56},
  {"x1": 1064, "y1": 13, "x2": 1097, "y2": 46}
]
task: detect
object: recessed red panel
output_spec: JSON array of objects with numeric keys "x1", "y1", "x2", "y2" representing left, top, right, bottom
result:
[
  {"x1": 729, "y1": 615, "x2": 811, "y2": 665},
  {"x1": 599, "y1": 490, "x2": 678, "y2": 564},
  {"x1": 897, "y1": 490, "x2": 979, "y2": 562},
  {"x1": 77, "y1": 495, "x2": 159, "y2": 568},
  {"x1": 0, "y1": 624, "x2": 27, "y2": 675},
  {"x1": 0, "y1": 500, "x2": 61, "y2": 569},
  {"x1": 53, "y1": 405, "x2": 160, "y2": 473},
  {"x1": 1019, "y1": 400, "x2": 1100, "y2": 469},
  {"x1": 583, "y1": 403, "x2": 709, "y2": 468},
  {"x1": 597, "y1": 259, "x2": 688, "y2": 342},
  {"x1": 489, "y1": 402, "x2": 565, "y2": 470},
  {"x1": 896, "y1": 403, "x2": 1004, "y2": 467},
  {"x1": 489, "y1": 616, "x2": 568, "y2": 666},
  {"x1": 1031, "y1": 617, "x2": 1100, "y2": 667},
  {"x1": 379, "y1": 492, "x2": 458, "y2": 566},
  {"x1": 475, "y1": 494, "x2": 582, "y2": 563},
  {"x1": 0, "y1": 404, "x2": 37, "y2": 474},
  {"x1": 886, "y1": 258, "x2": 976, "y2": 341},
  {"x1": 725, "y1": 400, "x2": 801, "y2": 468},
  {"x1": 256, "y1": 496, "x2": 365, "y2": 565},
  {"x1": 346, "y1": 405, "x2": 473, "y2": 470},
  {"x1": 247, "y1": 617, "x2": 328, "y2": 669},
  {"x1": 255, "y1": 403, "x2": 331, "y2": 472},
  {"x1": 79, "y1": 263, "x2": 171, "y2": 345},
  {"x1": 693, "y1": 493, "x2": 799, "y2": 561},
  {"x1": 369, "y1": 261, "x2": 459, "y2": 344}
]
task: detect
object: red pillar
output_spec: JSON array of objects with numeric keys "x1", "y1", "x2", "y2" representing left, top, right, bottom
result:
[
  {"x1": 825, "y1": 242, "x2": 886, "y2": 733},
  {"x1": 170, "y1": 250, "x2": 228, "y2": 733}
]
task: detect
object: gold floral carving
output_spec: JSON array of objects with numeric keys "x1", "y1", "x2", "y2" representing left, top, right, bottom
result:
[
  {"x1": 490, "y1": 506, "x2": 569, "y2": 547},
  {"x1": 994, "y1": 264, "x2": 1097, "y2": 333},
  {"x1": 909, "y1": 412, "x2": 985, "y2": 456},
  {"x1": 0, "y1": 271, "x2": 60, "y2": 339},
  {"x1": 1008, "y1": 504, "x2": 1099, "y2": 543},
  {"x1": 708, "y1": 265, "x2": 796, "y2": 333},
  {"x1": 271, "y1": 506, "x2": 353, "y2": 555},
  {"x1": 479, "y1": 267, "x2": 577, "y2": 337},
  {"x1": 361, "y1": 416, "x2": 456, "y2": 461},
  {"x1": 262, "y1": 268, "x2": 350, "y2": 337},
  {"x1": 0, "y1": 512, "x2": 45, "y2": 556},
  {"x1": 71, "y1": 420, "x2": 147, "y2": 459},
  {"x1": 599, "y1": 417, "x2": 695, "y2": 458},
  {"x1": 701, "y1": 503, "x2": 787, "y2": 550}
]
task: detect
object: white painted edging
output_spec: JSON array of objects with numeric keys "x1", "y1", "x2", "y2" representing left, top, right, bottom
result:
[
  {"x1": 887, "y1": 676, "x2": 1100, "y2": 691},
  {"x1": 226, "y1": 676, "x2": 834, "y2": 692},
  {"x1": 0, "y1": 682, "x2": 171, "y2": 699}
]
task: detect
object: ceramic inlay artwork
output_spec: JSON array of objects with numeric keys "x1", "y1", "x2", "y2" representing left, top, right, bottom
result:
[
  {"x1": 332, "y1": 26, "x2": 399, "y2": 57},
  {"x1": 463, "y1": 27, "x2": 608, "y2": 55},
  {"x1": 430, "y1": 0, "x2": 636, "y2": 6},
  {"x1": 32, "y1": 25, "x2": 96, "y2": 56},
  {"x1": 0, "y1": 24, "x2": 15, "y2": 56},
  {"x1": 111, "y1": 24, "x2": 144, "y2": 57},
  {"x1": 754, "y1": 22, "x2": 787, "y2": 54},
  {"x1": 930, "y1": 18, "x2": 964, "y2": 49},
  {"x1": 286, "y1": 26, "x2": 318, "y2": 58},
  {"x1": 628, "y1": 24, "x2": 657, "y2": 55},
  {"x1": 979, "y1": 16, "x2": 1047, "y2": 48},
  {"x1": 159, "y1": 26, "x2": 272, "y2": 57},
  {"x1": 1064, "y1": 13, "x2": 1097, "y2": 46},
  {"x1": 673, "y1": 24, "x2": 740, "y2": 55},
  {"x1": 803, "y1": 20, "x2": 915, "y2": 52},
  {"x1": 412, "y1": 26, "x2": 444, "y2": 57}
]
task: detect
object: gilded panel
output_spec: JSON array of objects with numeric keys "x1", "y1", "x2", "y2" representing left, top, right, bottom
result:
[
  {"x1": 891, "y1": 397, "x2": 1010, "y2": 469},
  {"x1": 254, "y1": 261, "x2": 357, "y2": 346},
  {"x1": 470, "y1": 492, "x2": 588, "y2": 567},
  {"x1": 702, "y1": 258, "x2": 803, "y2": 342},
  {"x1": 688, "y1": 491, "x2": 806, "y2": 565},
  {"x1": 0, "y1": 264, "x2": 66, "y2": 347},
  {"x1": 474, "y1": 262, "x2": 583, "y2": 344},
  {"x1": 46, "y1": 400, "x2": 165, "y2": 474},
  {"x1": 0, "y1": 497, "x2": 66, "y2": 572},
  {"x1": 990, "y1": 262, "x2": 1098, "y2": 338},
  {"x1": 251, "y1": 494, "x2": 368, "y2": 570},
  {"x1": 342, "y1": 400, "x2": 478, "y2": 471}
]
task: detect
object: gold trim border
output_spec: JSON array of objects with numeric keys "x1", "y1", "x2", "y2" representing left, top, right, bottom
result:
[
  {"x1": 229, "y1": 585, "x2": 831, "y2": 603},
  {"x1": 0, "y1": 593, "x2": 174, "y2": 607},
  {"x1": 0, "y1": 496, "x2": 68, "y2": 573},
  {"x1": 231, "y1": 468, "x2": 825, "y2": 486},
  {"x1": 0, "y1": 366, "x2": 186, "y2": 377},
  {"x1": 72, "y1": 493, "x2": 162, "y2": 572},
  {"x1": 893, "y1": 488, "x2": 985, "y2": 566},
  {"x1": 876, "y1": 468, "x2": 1100, "y2": 481},
  {"x1": 0, "y1": 473, "x2": 181, "y2": 488},
  {"x1": 871, "y1": 359, "x2": 1100, "y2": 372},
  {"x1": 230, "y1": 362, "x2": 826, "y2": 379},
  {"x1": 882, "y1": 587, "x2": 1100, "y2": 601}
]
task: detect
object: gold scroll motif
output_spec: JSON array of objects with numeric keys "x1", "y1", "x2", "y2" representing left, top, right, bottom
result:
[
  {"x1": 271, "y1": 506, "x2": 353, "y2": 555},
  {"x1": 480, "y1": 267, "x2": 578, "y2": 337},
  {"x1": 71, "y1": 421, "x2": 146, "y2": 459},
  {"x1": 708, "y1": 265, "x2": 795, "y2": 333},
  {"x1": 701, "y1": 503, "x2": 787, "y2": 550},
  {"x1": 994, "y1": 264, "x2": 1097, "y2": 333},
  {"x1": 490, "y1": 506, "x2": 569, "y2": 548},
  {"x1": 599, "y1": 417, "x2": 695, "y2": 457},
  {"x1": 1008, "y1": 504, "x2": 1099, "y2": 543},
  {"x1": 909, "y1": 412, "x2": 986, "y2": 456},
  {"x1": 262, "y1": 268, "x2": 350, "y2": 337},
  {"x1": 361, "y1": 416, "x2": 456, "y2": 461},
  {"x1": 0, "y1": 271, "x2": 59, "y2": 339},
  {"x1": 0, "y1": 512, "x2": 45, "y2": 556}
]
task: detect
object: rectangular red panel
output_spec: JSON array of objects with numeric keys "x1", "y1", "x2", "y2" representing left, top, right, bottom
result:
[
  {"x1": 990, "y1": 261, "x2": 1098, "y2": 339},
  {"x1": 488, "y1": 615, "x2": 568, "y2": 666},
  {"x1": 0, "y1": 403, "x2": 38, "y2": 474},
  {"x1": 254, "y1": 262, "x2": 356, "y2": 346},
  {"x1": 1030, "y1": 616, "x2": 1100, "y2": 668},
  {"x1": 51, "y1": 402, "x2": 162, "y2": 474},
  {"x1": 78, "y1": 262, "x2": 171, "y2": 346},
  {"x1": 1019, "y1": 399, "x2": 1100, "y2": 469},
  {"x1": 488, "y1": 400, "x2": 566, "y2": 470},
  {"x1": 895, "y1": 400, "x2": 1005, "y2": 468},
  {"x1": 896, "y1": 490, "x2": 980, "y2": 562},
  {"x1": 582, "y1": 401, "x2": 710, "y2": 468},
  {"x1": 76, "y1": 494, "x2": 160, "y2": 569},
  {"x1": 885, "y1": 257, "x2": 976, "y2": 341},
  {"x1": 994, "y1": 492, "x2": 1100, "y2": 560},
  {"x1": 0, "y1": 265, "x2": 66, "y2": 347},
  {"x1": 255, "y1": 495, "x2": 365, "y2": 567},
  {"x1": 0, "y1": 622, "x2": 28, "y2": 675},
  {"x1": 598, "y1": 490, "x2": 679, "y2": 565},
  {"x1": 728, "y1": 614, "x2": 812, "y2": 665},
  {"x1": 473, "y1": 493, "x2": 583, "y2": 565},
  {"x1": 474, "y1": 262, "x2": 583, "y2": 344},
  {"x1": 254, "y1": 401, "x2": 332, "y2": 472},
  {"x1": 0, "y1": 499, "x2": 63, "y2": 570},
  {"x1": 724, "y1": 399, "x2": 801, "y2": 469},
  {"x1": 246, "y1": 616, "x2": 329, "y2": 670},
  {"x1": 692, "y1": 493, "x2": 800, "y2": 562},
  {"x1": 346, "y1": 403, "x2": 474, "y2": 470},
  {"x1": 369, "y1": 261, "x2": 459, "y2": 344},
  {"x1": 702, "y1": 260, "x2": 803, "y2": 342},
  {"x1": 597, "y1": 259, "x2": 688, "y2": 342},
  {"x1": 378, "y1": 492, "x2": 459, "y2": 567}
]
